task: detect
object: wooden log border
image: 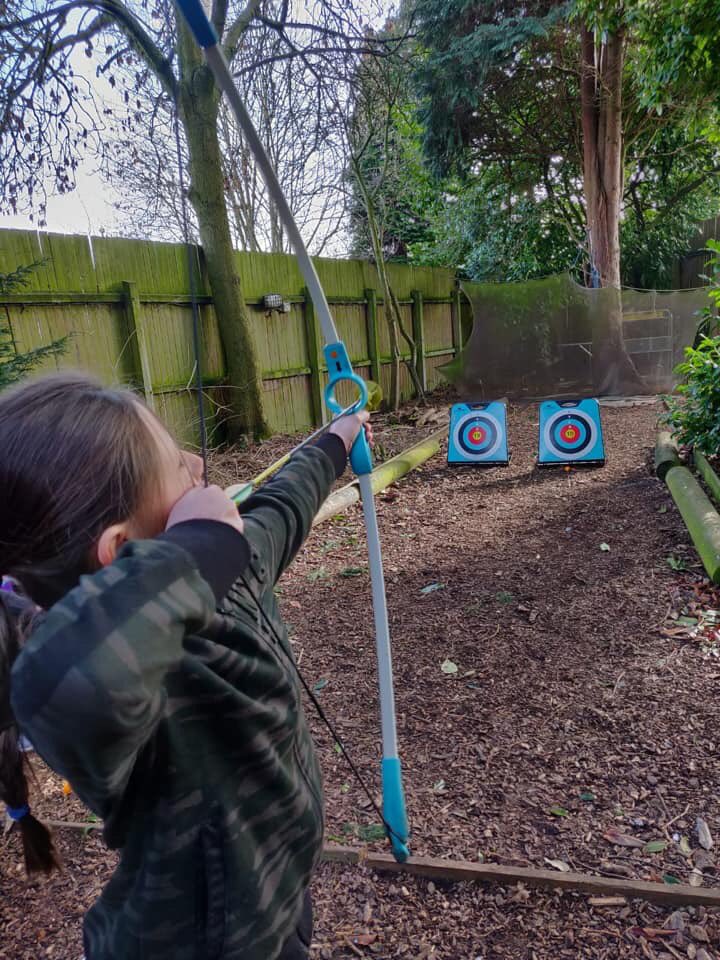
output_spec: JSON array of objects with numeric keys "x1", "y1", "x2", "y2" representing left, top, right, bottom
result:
[{"x1": 41, "y1": 821, "x2": 720, "y2": 909}]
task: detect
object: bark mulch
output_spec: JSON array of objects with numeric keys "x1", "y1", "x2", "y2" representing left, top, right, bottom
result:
[{"x1": 2, "y1": 397, "x2": 719, "y2": 959}]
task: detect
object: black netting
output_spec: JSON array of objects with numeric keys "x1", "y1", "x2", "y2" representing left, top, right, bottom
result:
[{"x1": 442, "y1": 273, "x2": 711, "y2": 398}]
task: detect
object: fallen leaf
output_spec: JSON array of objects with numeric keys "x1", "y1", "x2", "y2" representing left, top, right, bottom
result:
[
  {"x1": 421, "y1": 582, "x2": 445, "y2": 595},
  {"x1": 440, "y1": 659, "x2": 458, "y2": 675},
  {"x1": 579, "y1": 791, "x2": 596, "y2": 802},
  {"x1": 688, "y1": 924, "x2": 710, "y2": 943},
  {"x1": 679, "y1": 836, "x2": 693, "y2": 858},
  {"x1": 644, "y1": 840, "x2": 668, "y2": 854},
  {"x1": 312, "y1": 678, "x2": 329, "y2": 693},
  {"x1": 353, "y1": 934, "x2": 377, "y2": 946},
  {"x1": 604, "y1": 827, "x2": 644, "y2": 848},
  {"x1": 662, "y1": 873, "x2": 681, "y2": 884},
  {"x1": 696, "y1": 817, "x2": 713, "y2": 850},
  {"x1": 544, "y1": 858, "x2": 570, "y2": 872},
  {"x1": 600, "y1": 542, "x2": 611, "y2": 552},
  {"x1": 693, "y1": 849, "x2": 715, "y2": 871},
  {"x1": 548, "y1": 805, "x2": 569, "y2": 817}
]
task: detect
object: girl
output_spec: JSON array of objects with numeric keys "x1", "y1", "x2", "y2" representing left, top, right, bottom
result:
[{"x1": 0, "y1": 372, "x2": 370, "y2": 960}]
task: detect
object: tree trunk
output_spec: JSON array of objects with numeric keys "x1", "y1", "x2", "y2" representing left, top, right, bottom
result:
[
  {"x1": 177, "y1": 21, "x2": 268, "y2": 440},
  {"x1": 580, "y1": 25, "x2": 645, "y2": 396}
]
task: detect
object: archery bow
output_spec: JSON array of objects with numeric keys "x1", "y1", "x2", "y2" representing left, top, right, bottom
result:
[{"x1": 173, "y1": 0, "x2": 410, "y2": 863}]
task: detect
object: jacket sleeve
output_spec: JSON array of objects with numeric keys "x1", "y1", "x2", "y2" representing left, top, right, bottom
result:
[
  {"x1": 239, "y1": 435, "x2": 347, "y2": 586},
  {"x1": 9, "y1": 538, "x2": 218, "y2": 818}
]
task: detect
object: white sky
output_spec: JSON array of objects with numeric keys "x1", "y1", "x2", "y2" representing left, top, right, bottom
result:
[{"x1": 0, "y1": 166, "x2": 123, "y2": 237}]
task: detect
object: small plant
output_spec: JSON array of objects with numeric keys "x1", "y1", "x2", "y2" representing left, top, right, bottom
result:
[
  {"x1": 665, "y1": 240, "x2": 720, "y2": 455},
  {"x1": 694, "y1": 239, "x2": 720, "y2": 345},
  {"x1": 0, "y1": 261, "x2": 67, "y2": 389}
]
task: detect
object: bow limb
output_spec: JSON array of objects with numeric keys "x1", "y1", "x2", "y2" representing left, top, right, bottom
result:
[{"x1": 173, "y1": 0, "x2": 410, "y2": 862}]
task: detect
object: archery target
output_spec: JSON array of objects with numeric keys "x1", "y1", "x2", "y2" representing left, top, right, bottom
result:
[
  {"x1": 448, "y1": 402, "x2": 509, "y2": 465},
  {"x1": 543, "y1": 409, "x2": 596, "y2": 460},
  {"x1": 537, "y1": 399, "x2": 605, "y2": 466}
]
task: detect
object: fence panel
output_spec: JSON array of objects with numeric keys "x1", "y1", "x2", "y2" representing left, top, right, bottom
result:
[{"x1": 0, "y1": 229, "x2": 460, "y2": 443}]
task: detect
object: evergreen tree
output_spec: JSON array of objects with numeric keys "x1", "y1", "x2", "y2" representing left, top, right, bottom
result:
[{"x1": 0, "y1": 262, "x2": 66, "y2": 389}]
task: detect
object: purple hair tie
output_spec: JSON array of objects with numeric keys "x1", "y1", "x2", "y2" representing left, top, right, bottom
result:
[{"x1": 6, "y1": 804, "x2": 30, "y2": 821}]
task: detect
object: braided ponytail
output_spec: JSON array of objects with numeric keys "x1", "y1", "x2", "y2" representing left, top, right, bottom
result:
[{"x1": 0, "y1": 594, "x2": 60, "y2": 875}]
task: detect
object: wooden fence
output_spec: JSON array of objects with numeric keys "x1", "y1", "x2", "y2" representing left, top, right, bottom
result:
[
  {"x1": 677, "y1": 215, "x2": 720, "y2": 289},
  {"x1": 0, "y1": 229, "x2": 466, "y2": 444}
]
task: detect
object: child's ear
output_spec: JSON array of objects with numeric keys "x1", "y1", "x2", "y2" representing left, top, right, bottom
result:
[{"x1": 96, "y1": 524, "x2": 129, "y2": 567}]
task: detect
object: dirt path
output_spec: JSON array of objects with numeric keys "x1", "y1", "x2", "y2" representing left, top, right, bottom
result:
[{"x1": 2, "y1": 400, "x2": 719, "y2": 959}]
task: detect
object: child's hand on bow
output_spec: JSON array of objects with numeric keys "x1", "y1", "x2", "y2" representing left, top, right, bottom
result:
[{"x1": 328, "y1": 409, "x2": 373, "y2": 453}]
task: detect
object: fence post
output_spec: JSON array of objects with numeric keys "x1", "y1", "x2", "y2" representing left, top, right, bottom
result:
[
  {"x1": 122, "y1": 280, "x2": 155, "y2": 410},
  {"x1": 365, "y1": 288, "x2": 381, "y2": 385},
  {"x1": 451, "y1": 284, "x2": 463, "y2": 355},
  {"x1": 411, "y1": 289, "x2": 427, "y2": 393},
  {"x1": 303, "y1": 287, "x2": 325, "y2": 425}
]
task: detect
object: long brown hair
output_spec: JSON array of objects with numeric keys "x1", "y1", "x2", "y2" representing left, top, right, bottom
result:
[{"x1": 0, "y1": 372, "x2": 164, "y2": 874}]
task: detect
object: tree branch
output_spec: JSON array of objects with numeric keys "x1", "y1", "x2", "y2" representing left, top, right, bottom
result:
[{"x1": 224, "y1": 0, "x2": 264, "y2": 60}]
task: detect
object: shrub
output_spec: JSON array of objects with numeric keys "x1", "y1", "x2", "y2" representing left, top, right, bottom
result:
[{"x1": 665, "y1": 240, "x2": 720, "y2": 455}]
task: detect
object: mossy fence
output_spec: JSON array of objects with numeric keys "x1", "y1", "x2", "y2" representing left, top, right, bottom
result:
[{"x1": 0, "y1": 229, "x2": 468, "y2": 444}]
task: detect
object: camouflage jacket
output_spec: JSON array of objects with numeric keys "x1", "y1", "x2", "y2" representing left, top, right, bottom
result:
[{"x1": 11, "y1": 439, "x2": 346, "y2": 960}]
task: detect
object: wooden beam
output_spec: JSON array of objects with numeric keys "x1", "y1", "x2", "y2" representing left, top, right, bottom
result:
[
  {"x1": 451, "y1": 285, "x2": 463, "y2": 355},
  {"x1": 43, "y1": 822, "x2": 720, "y2": 908},
  {"x1": 321, "y1": 846, "x2": 720, "y2": 908},
  {"x1": 411, "y1": 289, "x2": 427, "y2": 392},
  {"x1": 313, "y1": 426, "x2": 446, "y2": 526},
  {"x1": 122, "y1": 280, "x2": 155, "y2": 411},
  {"x1": 365, "y1": 288, "x2": 382, "y2": 386}
]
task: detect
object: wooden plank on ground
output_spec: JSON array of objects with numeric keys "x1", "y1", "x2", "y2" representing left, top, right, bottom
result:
[{"x1": 321, "y1": 845, "x2": 720, "y2": 908}]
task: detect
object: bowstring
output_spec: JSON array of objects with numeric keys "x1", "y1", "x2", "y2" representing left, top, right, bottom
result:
[
  {"x1": 239, "y1": 573, "x2": 406, "y2": 848},
  {"x1": 172, "y1": 104, "x2": 398, "y2": 848},
  {"x1": 173, "y1": 108, "x2": 209, "y2": 485}
]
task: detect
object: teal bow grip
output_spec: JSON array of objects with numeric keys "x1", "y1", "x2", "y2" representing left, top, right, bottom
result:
[
  {"x1": 323, "y1": 342, "x2": 372, "y2": 475},
  {"x1": 175, "y1": 0, "x2": 218, "y2": 48},
  {"x1": 382, "y1": 757, "x2": 410, "y2": 862}
]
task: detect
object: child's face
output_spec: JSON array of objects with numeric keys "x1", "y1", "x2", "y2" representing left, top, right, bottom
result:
[{"x1": 129, "y1": 406, "x2": 205, "y2": 539}]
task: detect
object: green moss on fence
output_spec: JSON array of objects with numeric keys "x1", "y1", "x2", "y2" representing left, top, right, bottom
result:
[{"x1": 0, "y1": 229, "x2": 460, "y2": 444}]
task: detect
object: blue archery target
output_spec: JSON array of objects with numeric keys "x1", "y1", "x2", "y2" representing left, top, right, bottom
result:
[
  {"x1": 538, "y1": 399, "x2": 605, "y2": 465},
  {"x1": 448, "y1": 402, "x2": 509, "y2": 465}
]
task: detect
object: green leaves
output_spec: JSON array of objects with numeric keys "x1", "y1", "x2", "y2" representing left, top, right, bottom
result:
[{"x1": 664, "y1": 334, "x2": 720, "y2": 455}]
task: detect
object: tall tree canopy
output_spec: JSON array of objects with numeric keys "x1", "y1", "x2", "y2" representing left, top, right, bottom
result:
[{"x1": 397, "y1": 0, "x2": 720, "y2": 391}]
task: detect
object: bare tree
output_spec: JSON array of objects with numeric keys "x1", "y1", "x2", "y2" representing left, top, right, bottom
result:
[
  {"x1": 0, "y1": 0, "x2": 396, "y2": 436},
  {"x1": 108, "y1": 24, "x2": 347, "y2": 254},
  {"x1": 343, "y1": 35, "x2": 425, "y2": 409}
]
